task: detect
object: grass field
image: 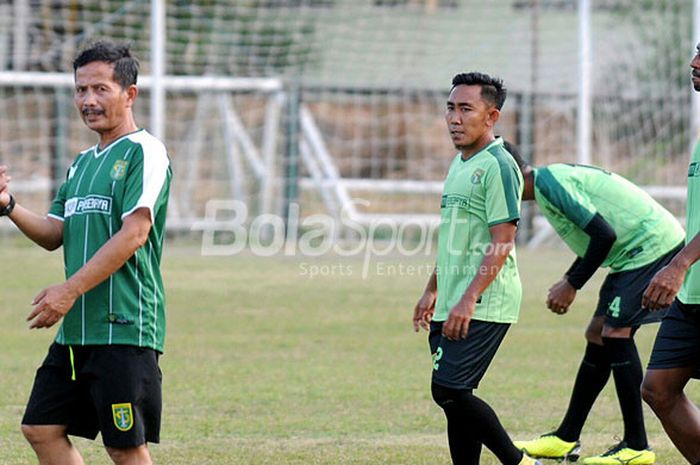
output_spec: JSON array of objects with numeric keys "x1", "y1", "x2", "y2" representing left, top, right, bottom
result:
[{"x1": 1, "y1": 239, "x2": 698, "y2": 464}]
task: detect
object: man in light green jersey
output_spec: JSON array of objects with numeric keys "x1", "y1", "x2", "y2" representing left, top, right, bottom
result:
[
  {"x1": 508, "y1": 148, "x2": 684, "y2": 465},
  {"x1": 641, "y1": 43, "x2": 700, "y2": 465},
  {"x1": 413, "y1": 72, "x2": 539, "y2": 465},
  {"x1": 0, "y1": 41, "x2": 171, "y2": 465}
]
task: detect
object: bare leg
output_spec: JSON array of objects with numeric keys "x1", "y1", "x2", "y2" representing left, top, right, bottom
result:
[
  {"x1": 642, "y1": 367, "x2": 700, "y2": 463},
  {"x1": 585, "y1": 315, "x2": 606, "y2": 345},
  {"x1": 22, "y1": 424, "x2": 85, "y2": 465},
  {"x1": 106, "y1": 444, "x2": 153, "y2": 465}
]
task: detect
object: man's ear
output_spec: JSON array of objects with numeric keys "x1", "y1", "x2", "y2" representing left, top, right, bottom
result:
[
  {"x1": 486, "y1": 107, "x2": 501, "y2": 128},
  {"x1": 125, "y1": 84, "x2": 138, "y2": 108}
]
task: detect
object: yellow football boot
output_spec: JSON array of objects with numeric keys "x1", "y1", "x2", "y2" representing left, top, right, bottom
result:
[
  {"x1": 518, "y1": 453, "x2": 543, "y2": 465},
  {"x1": 514, "y1": 432, "x2": 581, "y2": 461},
  {"x1": 582, "y1": 442, "x2": 655, "y2": 465}
]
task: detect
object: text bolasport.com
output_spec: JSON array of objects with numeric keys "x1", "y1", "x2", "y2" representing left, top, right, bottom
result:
[{"x1": 191, "y1": 199, "x2": 511, "y2": 279}]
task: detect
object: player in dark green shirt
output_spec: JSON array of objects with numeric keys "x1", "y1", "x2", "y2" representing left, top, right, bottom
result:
[
  {"x1": 0, "y1": 41, "x2": 170, "y2": 465},
  {"x1": 413, "y1": 73, "x2": 539, "y2": 465},
  {"x1": 641, "y1": 42, "x2": 700, "y2": 465},
  {"x1": 509, "y1": 149, "x2": 683, "y2": 465}
]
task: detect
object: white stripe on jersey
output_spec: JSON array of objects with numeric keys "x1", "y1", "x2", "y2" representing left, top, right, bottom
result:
[
  {"x1": 47, "y1": 213, "x2": 65, "y2": 222},
  {"x1": 121, "y1": 130, "x2": 170, "y2": 223},
  {"x1": 74, "y1": 149, "x2": 95, "y2": 192},
  {"x1": 148, "y1": 241, "x2": 157, "y2": 347},
  {"x1": 108, "y1": 180, "x2": 116, "y2": 345},
  {"x1": 82, "y1": 218, "x2": 89, "y2": 345},
  {"x1": 138, "y1": 253, "x2": 143, "y2": 347}
]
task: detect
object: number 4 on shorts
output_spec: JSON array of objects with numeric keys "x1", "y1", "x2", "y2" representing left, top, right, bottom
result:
[{"x1": 608, "y1": 296, "x2": 621, "y2": 318}]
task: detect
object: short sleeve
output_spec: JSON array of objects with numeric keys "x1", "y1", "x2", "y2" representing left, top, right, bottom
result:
[
  {"x1": 121, "y1": 143, "x2": 170, "y2": 222},
  {"x1": 536, "y1": 168, "x2": 596, "y2": 228},
  {"x1": 484, "y1": 155, "x2": 522, "y2": 227},
  {"x1": 48, "y1": 167, "x2": 73, "y2": 221}
]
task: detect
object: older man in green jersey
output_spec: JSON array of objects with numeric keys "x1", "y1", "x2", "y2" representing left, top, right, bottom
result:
[
  {"x1": 508, "y1": 148, "x2": 684, "y2": 465},
  {"x1": 641, "y1": 43, "x2": 700, "y2": 465},
  {"x1": 0, "y1": 41, "x2": 171, "y2": 465},
  {"x1": 413, "y1": 72, "x2": 539, "y2": 465}
]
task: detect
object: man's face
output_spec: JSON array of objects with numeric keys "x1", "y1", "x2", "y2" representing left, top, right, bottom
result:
[
  {"x1": 445, "y1": 85, "x2": 496, "y2": 151},
  {"x1": 74, "y1": 61, "x2": 134, "y2": 134},
  {"x1": 691, "y1": 43, "x2": 700, "y2": 92}
]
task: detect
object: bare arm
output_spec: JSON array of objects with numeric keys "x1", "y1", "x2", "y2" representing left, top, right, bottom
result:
[
  {"x1": 442, "y1": 221, "x2": 517, "y2": 340},
  {"x1": 413, "y1": 266, "x2": 437, "y2": 332},
  {"x1": 0, "y1": 165, "x2": 63, "y2": 250},
  {"x1": 27, "y1": 208, "x2": 153, "y2": 329},
  {"x1": 643, "y1": 233, "x2": 700, "y2": 309},
  {"x1": 7, "y1": 203, "x2": 64, "y2": 251}
]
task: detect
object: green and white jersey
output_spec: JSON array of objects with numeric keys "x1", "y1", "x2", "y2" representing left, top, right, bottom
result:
[
  {"x1": 48, "y1": 129, "x2": 172, "y2": 352},
  {"x1": 534, "y1": 164, "x2": 684, "y2": 272},
  {"x1": 679, "y1": 141, "x2": 700, "y2": 304},
  {"x1": 434, "y1": 138, "x2": 523, "y2": 324}
]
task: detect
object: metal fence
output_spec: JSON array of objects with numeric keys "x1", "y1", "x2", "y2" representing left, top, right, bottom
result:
[{"x1": 1, "y1": 0, "x2": 698, "y2": 235}]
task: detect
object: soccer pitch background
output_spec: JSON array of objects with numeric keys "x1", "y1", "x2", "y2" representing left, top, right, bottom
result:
[{"x1": 1, "y1": 241, "x2": 698, "y2": 464}]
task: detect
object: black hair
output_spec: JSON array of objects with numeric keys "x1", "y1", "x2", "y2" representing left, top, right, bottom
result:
[
  {"x1": 73, "y1": 41, "x2": 139, "y2": 89},
  {"x1": 451, "y1": 72, "x2": 507, "y2": 110},
  {"x1": 502, "y1": 140, "x2": 531, "y2": 173}
]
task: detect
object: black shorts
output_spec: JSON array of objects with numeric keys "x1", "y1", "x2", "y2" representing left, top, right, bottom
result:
[
  {"x1": 22, "y1": 343, "x2": 162, "y2": 448},
  {"x1": 647, "y1": 299, "x2": 700, "y2": 376},
  {"x1": 429, "y1": 320, "x2": 510, "y2": 390},
  {"x1": 594, "y1": 245, "x2": 682, "y2": 328}
]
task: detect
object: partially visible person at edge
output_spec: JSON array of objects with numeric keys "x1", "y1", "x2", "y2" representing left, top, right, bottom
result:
[
  {"x1": 0, "y1": 40, "x2": 171, "y2": 465},
  {"x1": 507, "y1": 144, "x2": 683, "y2": 465},
  {"x1": 412, "y1": 72, "x2": 540, "y2": 465},
  {"x1": 641, "y1": 41, "x2": 700, "y2": 465}
]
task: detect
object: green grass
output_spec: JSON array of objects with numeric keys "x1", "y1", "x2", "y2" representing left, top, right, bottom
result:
[{"x1": 0, "y1": 240, "x2": 697, "y2": 464}]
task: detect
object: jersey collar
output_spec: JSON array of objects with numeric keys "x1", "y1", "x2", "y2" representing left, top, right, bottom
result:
[
  {"x1": 459, "y1": 137, "x2": 503, "y2": 162},
  {"x1": 94, "y1": 128, "x2": 144, "y2": 158}
]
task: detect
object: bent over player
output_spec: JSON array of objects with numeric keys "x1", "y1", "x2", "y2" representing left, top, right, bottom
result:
[
  {"x1": 0, "y1": 41, "x2": 171, "y2": 465},
  {"x1": 413, "y1": 73, "x2": 539, "y2": 465},
  {"x1": 510, "y1": 148, "x2": 683, "y2": 465}
]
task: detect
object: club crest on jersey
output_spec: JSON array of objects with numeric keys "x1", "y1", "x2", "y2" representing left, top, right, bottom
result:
[
  {"x1": 689, "y1": 162, "x2": 700, "y2": 178},
  {"x1": 110, "y1": 160, "x2": 129, "y2": 181},
  {"x1": 112, "y1": 403, "x2": 134, "y2": 431},
  {"x1": 471, "y1": 169, "x2": 485, "y2": 184}
]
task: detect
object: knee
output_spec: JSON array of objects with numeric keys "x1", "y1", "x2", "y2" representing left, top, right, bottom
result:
[
  {"x1": 431, "y1": 382, "x2": 462, "y2": 408},
  {"x1": 584, "y1": 328, "x2": 603, "y2": 346},
  {"x1": 601, "y1": 325, "x2": 633, "y2": 339},
  {"x1": 641, "y1": 375, "x2": 675, "y2": 413},
  {"x1": 431, "y1": 382, "x2": 454, "y2": 408},
  {"x1": 585, "y1": 319, "x2": 604, "y2": 345},
  {"x1": 106, "y1": 445, "x2": 151, "y2": 465},
  {"x1": 21, "y1": 424, "x2": 58, "y2": 447},
  {"x1": 431, "y1": 382, "x2": 472, "y2": 411},
  {"x1": 21, "y1": 424, "x2": 41, "y2": 445}
]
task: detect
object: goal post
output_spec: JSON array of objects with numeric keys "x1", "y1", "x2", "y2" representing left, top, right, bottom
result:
[
  {"x1": 1, "y1": 0, "x2": 697, "y2": 240},
  {"x1": 0, "y1": 70, "x2": 284, "y2": 232}
]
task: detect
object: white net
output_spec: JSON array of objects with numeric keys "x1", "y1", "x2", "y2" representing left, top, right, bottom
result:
[{"x1": 0, "y1": 0, "x2": 695, "y2": 233}]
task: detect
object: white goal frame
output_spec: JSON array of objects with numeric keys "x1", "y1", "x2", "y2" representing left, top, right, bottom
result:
[{"x1": 0, "y1": 70, "x2": 285, "y2": 232}]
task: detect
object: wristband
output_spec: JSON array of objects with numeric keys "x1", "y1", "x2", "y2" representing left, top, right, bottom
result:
[{"x1": 0, "y1": 194, "x2": 15, "y2": 217}]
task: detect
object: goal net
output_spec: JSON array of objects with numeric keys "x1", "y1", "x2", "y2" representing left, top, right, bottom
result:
[{"x1": 0, "y1": 0, "x2": 695, "y2": 238}]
